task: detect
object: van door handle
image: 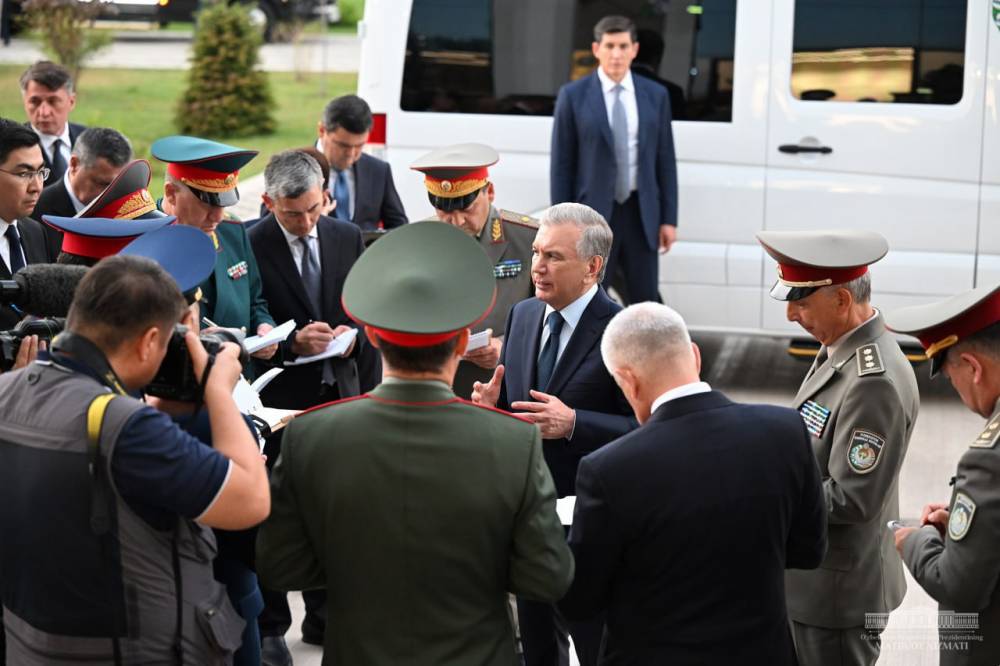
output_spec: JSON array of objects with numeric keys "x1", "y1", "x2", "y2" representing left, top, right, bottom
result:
[{"x1": 779, "y1": 144, "x2": 833, "y2": 155}]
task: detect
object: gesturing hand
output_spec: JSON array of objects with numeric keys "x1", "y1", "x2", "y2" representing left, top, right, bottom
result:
[
  {"x1": 511, "y1": 390, "x2": 575, "y2": 439},
  {"x1": 471, "y1": 364, "x2": 504, "y2": 406}
]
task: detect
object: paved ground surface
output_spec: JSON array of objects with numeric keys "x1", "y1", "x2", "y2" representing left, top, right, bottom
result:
[
  {"x1": 278, "y1": 332, "x2": 968, "y2": 665},
  {"x1": 0, "y1": 30, "x2": 360, "y2": 72}
]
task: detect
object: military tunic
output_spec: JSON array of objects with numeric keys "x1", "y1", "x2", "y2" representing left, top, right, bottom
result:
[
  {"x1": 452, "y1": 207, "x2": 537, "y2": 399},
  {"x1": 199, "y1": 220, "x2": 274, "y2": 334},
  {"x1": 902, "y1": 399, "x2": 1000, "y2": 666},
  {"x1": 255, "y1": 379, "x2": 574, "y2": 666},
  {"x1": 786, "y1": 313, "x2": 920, "y2": 629}
]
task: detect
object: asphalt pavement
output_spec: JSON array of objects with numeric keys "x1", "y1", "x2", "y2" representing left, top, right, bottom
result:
[{"x1": 0, "y1": 29, "x2": 360, "y2": 72}]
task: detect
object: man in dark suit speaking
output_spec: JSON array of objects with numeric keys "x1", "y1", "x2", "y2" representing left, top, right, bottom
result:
[
  {"x1": 559, "y1": 302, "x2": 828, "y2": 665},
  {"x1": 473, "y1": 202, "x2": 636, "y2": 666},
  {"x1": 316, "y1": 94, "x2": 407, "y2": 231},
  {"x1": 550, "y1": 15, "x2": 678, "y2": 304}
]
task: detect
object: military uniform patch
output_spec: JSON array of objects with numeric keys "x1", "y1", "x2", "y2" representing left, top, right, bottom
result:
[
  {"x1": 971, "y1": 416, "x2": 1000, "y2": 449},
  {"x1": 847, "y1": 429, "x2": 885, "y2": 474},
  {"x1": 490, "y1": 217, "x2": 503, "y2": 243},
  {"x1": 799, "y1": 400, "x2": 831, "y2": 438},
  {"x1": 948, "y1": 492, "x2": 976, "y2": 541},
  {"x1": 856, "y1": 344, "x2": 884, "y2": 376},
  {"x1": 494, "y1": 259, "x2": 522, "y2": 279},
  {"x1": 227, "y1": 261, "x2": 248, "y2": 280}
]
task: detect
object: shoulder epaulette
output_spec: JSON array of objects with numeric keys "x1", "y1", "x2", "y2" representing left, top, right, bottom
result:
[
  {"x1": 971, "y1": 412, "x2": 1000, "y2": 449},
  {"x1": 499, "y1": 209, "x2": 539, "y2": 229},
  {"x1": 856, "y1": 343, "x2": 885, "y2": 376}
]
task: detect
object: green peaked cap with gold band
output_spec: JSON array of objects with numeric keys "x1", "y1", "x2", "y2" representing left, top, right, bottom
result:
[
  {"x1": 342, "y1": 221, "x2": 497, "y2": 347},
  {"x1": 151, "y1": 135, "x2": 258, "y2": 208}
]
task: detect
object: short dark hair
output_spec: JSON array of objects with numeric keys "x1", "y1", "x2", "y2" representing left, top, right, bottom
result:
[
  {"x1": 19, "y1": 61, "x2": 74, "y2": 94},
  {"x1": 593, "y1": 15, "x2": 637, "y2": 43},
  {"x1": 67, "y1": 255, "x2": 186, "y2": 352},
  {"x1": 376, "y1": 334, "x2": 459, "y2": 374},
  {"x1": 322, "y1": 94, "x2": 373, "y2": 134},
  {"x1": 56, "y1": 252, "x2": 97, "y2": 267},
  {"x1": 0, "y1": 118, "x2": 41, "y2": 165},
  {"x1": 73, "y1": 127, "x2": 132, "y2": 169}
]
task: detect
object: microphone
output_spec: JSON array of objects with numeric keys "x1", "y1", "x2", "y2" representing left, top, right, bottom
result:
[{"x1": 0, "y1": 264, "x2": 88, "y2": 318}]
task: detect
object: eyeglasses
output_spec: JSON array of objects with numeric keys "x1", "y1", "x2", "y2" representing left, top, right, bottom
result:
[{"x1": 0, "y1": 167, "x2": 50, "y2": 182}]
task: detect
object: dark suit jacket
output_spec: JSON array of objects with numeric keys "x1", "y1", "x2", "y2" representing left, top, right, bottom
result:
[
  {"x1": 248, "y1": 214, "x2": 376, "y2": 409},
  {"x1": 550, "y1": 71, "x2": 678, "y2": 250},
  {"x1": 32, "y1": 180, "x2": 75, "y2": 255},
  {"x1": 347, "y1": 153, "x2": 407, "y2": 231},
  {"x1": 559, "y1": 391, "x2": 827, "y2": 665},
  {"x1": 0, "y1": 217, "x2": 58, "y2": 328},
  {"x1": 498, "y1": 287, "x2": 636, "y2": 497},
  {"x1": 35, "y1": 122, "x2": 86, "y2": 188}
]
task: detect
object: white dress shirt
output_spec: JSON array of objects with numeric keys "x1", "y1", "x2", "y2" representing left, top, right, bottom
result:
[
  {"x1": 62, "y1": 168, "x2": 85, "y2": 213},
  {"x1": 650, "y1": 381, "x2": 712, "y2": 415},
  {"x1": 315, "y1": 139, "x2": 356, "y2": 219},
  {"x1": 0, "y1": 218, "x2": 25, "y2": 273},
  {"x1": 277, "y1": 221, "x2": 321, "y2": 275},
  {"x1": 597, "y1": 67, "x2": 639, "y2": 193},
  {"x1": 539, "y1": 284, "x2": 599, "y2": 363},
  {"x1": 34, "y1": 124, "x2": 71, "y2": 170}
]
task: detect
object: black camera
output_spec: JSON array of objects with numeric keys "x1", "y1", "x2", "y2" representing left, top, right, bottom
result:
[
  {"x1": 145, "y1": 324, "x2": 249, "y2": 401},
  {"x1": 0, "y1": 317, "x2": 65, "y2": 371}
]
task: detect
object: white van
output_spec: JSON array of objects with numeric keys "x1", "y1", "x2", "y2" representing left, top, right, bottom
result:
[{"x1": 357, "y1": 0, "x2": 999, "y2": 337}]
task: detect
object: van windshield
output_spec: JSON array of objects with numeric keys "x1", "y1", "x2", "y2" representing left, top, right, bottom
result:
[{"x1": 401, "y1": 0, "x2": 737, "y2": 122}]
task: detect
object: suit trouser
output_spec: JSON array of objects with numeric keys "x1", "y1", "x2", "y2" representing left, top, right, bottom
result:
[
  {"x1": 792, "y1": 621, "x2": 882, "y2": 666},
  {"x1": 517, "y1": 598, "x2": 604, "y2": 666},
  {"x1": 602, "y1": 193, "x2": 661, "y2": 305},
  {"x1": 258, "y1": 587, "x2": 326, "y2": 638}
]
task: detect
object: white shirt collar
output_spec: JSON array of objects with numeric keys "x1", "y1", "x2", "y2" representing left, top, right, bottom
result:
[
  {"x1": 34, "y1": 123, "x2": 71, "y2": 152},
  {"x1": 825, "y1": 308, "x2": 880, "y2": 362},
  {"x1": 544, "y1": 283, "x2": 598, "y2": 330},
  {"x1": 650, "y1": 381, "x2": 712, "y2": 415},
  {"x1": 597, "y1": 67, "x2": 634, "y2": 94},
  {"x1": 276, "y1": 218, "x2": 319, "y2": 245},
  {"x1": 62, "y1": 168, "x2": 85, "y2": 212},
  {"x1": 0, "y1": 218, "x2": 15, "y2": 230}
]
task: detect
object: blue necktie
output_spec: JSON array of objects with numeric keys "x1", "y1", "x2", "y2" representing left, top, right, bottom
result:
[
  {"x1": 333, "y1": 170, "x2": 351, "y2": 221},
  {"x1": 612, "y1": 84, "x2": 630, "y2": 204},
  {"x1": 536, "y1": 312, "x2": 565, "y2": 392},
  {"x1": 5, "y1": 225, "x2": 25, "y2": 275}
]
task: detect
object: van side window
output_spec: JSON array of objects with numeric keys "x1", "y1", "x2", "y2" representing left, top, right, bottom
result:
[
  {"x1": 400, "y1": 0, "x2": 738, "y2": 122},
  {"x1": 791, "y1": 0, "x2": 967, "y2": 104}
]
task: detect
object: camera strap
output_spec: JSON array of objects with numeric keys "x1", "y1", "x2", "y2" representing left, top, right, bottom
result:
[{"x1": 50, "y1": 332, "x2": 129, "y2": 397}]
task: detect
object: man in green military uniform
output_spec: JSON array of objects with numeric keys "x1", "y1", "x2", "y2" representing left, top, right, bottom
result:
[
  {"x1": 256, "y1": 220, "x2": 573, "y2": 666},
  {"x1": 410, "y1": 143, "x2": 537, "y2": 399},
  {"x1": 757, "y1": 229, "x2": 920, "y2": 666},
  {"x1": 887, "y1": 286, "x2": 1000, "y2": 666},
  {"x1": 152, "y1": 136, "x2": 277, "y2": 360}
]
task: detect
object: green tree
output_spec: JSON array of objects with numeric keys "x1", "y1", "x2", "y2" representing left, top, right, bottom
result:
[
  {"x1": 20, "y1": 0, "x2": 112, "y2": 86},
  {"x1": 176, "y1": 1, "x2": 275, "y2": 137}
]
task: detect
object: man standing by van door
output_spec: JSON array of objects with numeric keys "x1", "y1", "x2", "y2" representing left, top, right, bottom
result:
[
  {"x1": 756, "y1": 229, "x2": 919, "y2": 666},
  {"x1": 316, "y1": 94, "x2": 408, "y2": 231},
  {"x1": 550, "y1": 15, "x2": 677, "y2": 305}
]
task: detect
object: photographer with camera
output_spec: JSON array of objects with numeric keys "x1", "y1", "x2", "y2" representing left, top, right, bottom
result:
[{"x1": 0, "y1": 254, "x2": 270, "y2": 664}]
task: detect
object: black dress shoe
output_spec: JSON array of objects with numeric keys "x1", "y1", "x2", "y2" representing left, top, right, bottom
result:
[{"x1": 261, "y1": 636, "x2": 293, "y2": 666}]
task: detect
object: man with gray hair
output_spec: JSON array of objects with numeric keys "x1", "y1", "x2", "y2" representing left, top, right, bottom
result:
[
  {"x1": 248, "y1": 148, "x2": 371, "y2": 664},
  {"x1": 559, "y1": 302, "x2": 826, "y2": 664},
  {"x1": 473, "y1": 201, "x2": 635, "y2": 666},
  {"x1": 757, "y1": 229, "x2": 919, "y2": 666},
  {"x1": 33, "y1": 127, "x2": 132, "y2": 223}
]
